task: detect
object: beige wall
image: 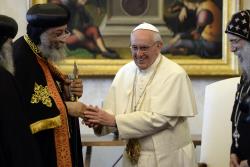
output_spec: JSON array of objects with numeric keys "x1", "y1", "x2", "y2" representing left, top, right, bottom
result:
[
  {"x1": 243, "y1": 0, "x2": 250, "y2": 9},
  {"x1": 0, "y1": 0, "x2": 28, "y2": 39}
]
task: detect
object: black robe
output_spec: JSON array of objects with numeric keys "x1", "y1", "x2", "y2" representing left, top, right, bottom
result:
[
  {"x1": 0, "y1": 66, "x2": 42, "y2": 167},
  {"x1": 231, "y1": 76, "x2": 250, "y2": 164},
  {"x1": 13, "y1": 36, "x2": 84, "y2": 167}
]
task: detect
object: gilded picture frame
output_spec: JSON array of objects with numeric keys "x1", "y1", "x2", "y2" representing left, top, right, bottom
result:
[{"x1": 29, "y1": 0, "x2": 241, "y2": 76}]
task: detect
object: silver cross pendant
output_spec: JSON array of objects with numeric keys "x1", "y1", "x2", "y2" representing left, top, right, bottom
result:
[{"x1": 233, "y1": 129, "x2": 240, "y2": 148}]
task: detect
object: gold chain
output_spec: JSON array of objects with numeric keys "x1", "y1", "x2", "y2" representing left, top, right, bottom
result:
[
  {"x1": 126, "y1": 56, "x2": 162, "y2": 164},
  {"x1": 24, "y1": 34, "x2": 66, "y2": 83},
  {"x1": 131, "y1": 56, "x2": 162, "y2": 112},
  {"x1": 24, "y1": 34, "x2": 41, "y2": 57}
]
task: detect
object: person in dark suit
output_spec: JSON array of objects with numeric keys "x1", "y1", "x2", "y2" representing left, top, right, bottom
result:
[
  {"x1": 0, "y1": 14, "x2": 42, "y2": 167},
  {"x1": 226, "y1": 10, "x2": 250, "y2": 167},
  {"x1": 13, "y1": 4, "x2": 86, "y2": 167}
]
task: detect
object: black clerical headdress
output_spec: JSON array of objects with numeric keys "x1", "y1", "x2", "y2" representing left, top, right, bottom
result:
[
  {"x1": 26, "y1": 3, "x2": 70, "y2": 44},
  {"x1": 27, "y1": 3, "x2": 70, "y2": 28},
  {"x1": 0, "y1": 15, "x2": 18, "y2": 49},
  {"x1": 225, "y1": 10, "x2": 250, "y2": 41}
]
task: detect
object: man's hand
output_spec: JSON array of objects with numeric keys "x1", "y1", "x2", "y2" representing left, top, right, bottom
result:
[
  {"x1": 240, "y1": 160, "x2": 249, "y2": 167},
  {"x1": 70, "y1": 78, "x2": 83, "y2": 97},
  {"x1": 64, "y1": 78, "x2": 83, "y2": 99},
  {"x1": 83, "y1": 105, "x2": 116, "y2": 127},
  {"x1": 82, "y1": 105, "x2": 104, "y2": 129},
  {"x1": 83, "y1": 119, "x2": 100, "y2": 129},
  {"x1": 66, "y1": 101, "x2": 86, "y2": 118},
  {"x1": 230, "y1": 154, "x2": 240, "y2": 167}
]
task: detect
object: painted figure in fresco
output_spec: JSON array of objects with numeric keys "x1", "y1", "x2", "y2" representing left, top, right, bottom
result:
[
  {"x1": 50, "y1": 0, "x2": 120, "y2": 59},
  {"x1": 162, "y1": 0, "x2": 222, "y2": 58},
  {"x1": 163, "y1": 0, "x2": 197, "y2": 36}
]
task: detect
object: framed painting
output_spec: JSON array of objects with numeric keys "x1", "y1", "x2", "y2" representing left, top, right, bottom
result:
[{"x1": 29, "y1": 0, "x2": 241, "y2": 76}]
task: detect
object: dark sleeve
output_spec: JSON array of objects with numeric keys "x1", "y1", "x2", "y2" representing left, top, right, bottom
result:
[
  {"x1": 13, "y1": 38, "x2": 37, "y2": 103},
  {"x1": 0, "y1": 69, "x2": 42, "y2": 167}
]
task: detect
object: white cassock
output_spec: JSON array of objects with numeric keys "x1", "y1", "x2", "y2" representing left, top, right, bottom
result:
[{"x1": 95, "y1": 55, "x2": 198, "y2": 167}]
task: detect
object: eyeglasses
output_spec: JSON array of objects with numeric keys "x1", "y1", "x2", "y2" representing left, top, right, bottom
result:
[
  {"x1": 130, "y1": 42, "x2": 158, "y2": 53},
  {"x1": 229, "y1": 38, "x2": 242, "y2": 45},
  {"x1": 55, "y1": 28, "x2": 71, "y2": 41},
  {"x1": 47, "y1": 28, "x2": 71, "y2": 41}
]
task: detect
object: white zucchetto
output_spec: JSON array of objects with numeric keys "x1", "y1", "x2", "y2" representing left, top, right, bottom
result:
[{"x1": 132, "y1": 22, "x2": 159, "y2": 33}]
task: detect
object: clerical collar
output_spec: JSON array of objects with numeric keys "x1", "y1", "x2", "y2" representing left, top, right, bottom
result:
[{"x1": 138, "y1": 54, "x2": 161, "y2": 74}]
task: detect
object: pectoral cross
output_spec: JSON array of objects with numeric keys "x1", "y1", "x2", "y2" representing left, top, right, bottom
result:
[{"x1": 233, "y1": 128, "x2": 240, "y2": 148}]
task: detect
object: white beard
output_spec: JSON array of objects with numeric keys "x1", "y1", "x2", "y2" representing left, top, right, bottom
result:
[
  {"x1": 38, "y1": 44, "x2": 66, "y2": 62},
  {"x1": 238, "y1": 42, "x2": 250, "y2": 81},
  {"x1": 0, "y1": 40, "x2": 14, "y2": 75},
  {"x1": 38, "y1": 32, "x2": 66, "y2": 62}
]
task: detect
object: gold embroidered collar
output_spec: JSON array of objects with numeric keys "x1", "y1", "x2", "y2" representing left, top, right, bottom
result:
[{"x1": 24, "y1": 34, "x2": 44, "y2": 59}]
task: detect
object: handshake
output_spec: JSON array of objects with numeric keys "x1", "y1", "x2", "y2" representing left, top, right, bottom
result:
[{"x1": 66, "y1": 102, "x2": 116, "y2": 128}]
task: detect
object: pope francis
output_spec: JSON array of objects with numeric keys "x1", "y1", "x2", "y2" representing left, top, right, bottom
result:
[{"x1": 84, "y1": 22, "x2": 198, "y2": 167}]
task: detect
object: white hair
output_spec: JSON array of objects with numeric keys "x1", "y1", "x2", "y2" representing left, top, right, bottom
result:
[{"x1": 0, "y1": 40, "x2": 14, "y2": 75}]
